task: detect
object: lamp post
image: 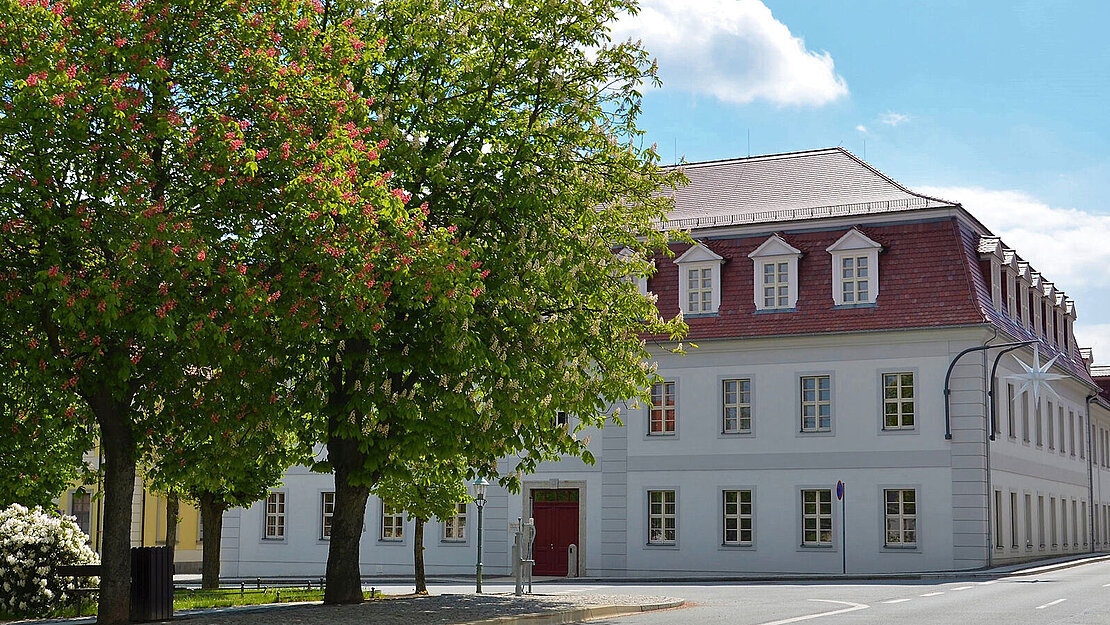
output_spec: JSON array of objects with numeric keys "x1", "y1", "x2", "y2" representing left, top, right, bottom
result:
[{"x1": 472, "y1": 476, "x2": 489, "y2": 593}]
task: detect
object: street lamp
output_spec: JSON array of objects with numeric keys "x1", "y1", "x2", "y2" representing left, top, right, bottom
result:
[{"x1": 472, "y1": 476, "x2": 489, "y2": 593}]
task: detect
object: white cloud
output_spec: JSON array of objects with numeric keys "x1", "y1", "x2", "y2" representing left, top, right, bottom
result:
[
  {"x1": 879, "y1": 112, "x2": 910, "y2": 126},
  {"x1": 916, "y1": 185, "x2": 1110, "y2": 356},
  {"x1": 612, "y1": 0, "x2": 848, "y2": 106},
  {"x1": 855, "y1": 124, "x2": 868, "y2": 133}
]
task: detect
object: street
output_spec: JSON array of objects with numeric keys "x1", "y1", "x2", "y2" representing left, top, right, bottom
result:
[{"x1": 365, "y1": 558, "x2": 1110, "y2": 625}]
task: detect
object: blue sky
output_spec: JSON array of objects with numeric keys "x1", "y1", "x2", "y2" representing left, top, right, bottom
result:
[{"x1": 614, "y1": 0, "x2": 1110, "y2": 358}]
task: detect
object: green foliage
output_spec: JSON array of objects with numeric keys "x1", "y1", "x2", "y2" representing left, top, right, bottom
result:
[
  {"x1": 0, "y1": 378, "x2": 94, "y2": 508},
  {"x1": 327, "y1": 0, "x2": 688, "y2": 489},
  {"x1": 0, "y1": 504, "x2": 98, "y2": 617},
  {"x1": 372, "y1": 457, "x2": 470, "y2": 524}
]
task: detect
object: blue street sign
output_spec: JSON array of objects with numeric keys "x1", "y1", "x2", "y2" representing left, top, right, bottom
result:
[{"x1": 836, "y1": 480, "x2": 844, "y2": 500}]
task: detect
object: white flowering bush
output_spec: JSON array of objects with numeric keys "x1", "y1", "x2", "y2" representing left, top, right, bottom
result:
[{"x1": 0, "y1": 503, "x2": 98, "y2": 616}]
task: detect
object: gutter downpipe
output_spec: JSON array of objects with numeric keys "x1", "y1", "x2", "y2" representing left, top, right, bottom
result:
[
  {"x1": 1087, "y1": 393, "x2": 1097, "y2": 553},
  {"x1": 983, "y1": 329, "x2": 998, "y2": 568}
]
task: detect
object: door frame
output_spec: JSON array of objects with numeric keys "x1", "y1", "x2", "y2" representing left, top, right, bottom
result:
[{"x1": 522, "y1": 479, "x2": 587, "y2": 577}]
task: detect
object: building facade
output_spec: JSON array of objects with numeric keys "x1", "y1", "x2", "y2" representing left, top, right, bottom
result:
[{"x1": 221, "y1": 148, "x2": 1110, "y2": 578}]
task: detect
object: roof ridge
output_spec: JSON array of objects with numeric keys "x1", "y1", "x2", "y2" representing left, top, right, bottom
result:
[{"x1": 669, "y1": 147, "x2": 844, "y2": 170}]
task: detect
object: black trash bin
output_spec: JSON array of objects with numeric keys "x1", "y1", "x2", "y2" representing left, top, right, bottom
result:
[{"x1": 130, "y1": 546, "x2": 173, "y2": 622}]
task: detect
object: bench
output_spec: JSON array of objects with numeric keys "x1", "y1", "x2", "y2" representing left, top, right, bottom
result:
[{"x1": 53, "y1": 564, "x2": 101, "y2": 615}]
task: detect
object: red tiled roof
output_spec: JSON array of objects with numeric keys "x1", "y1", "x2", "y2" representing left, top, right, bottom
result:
[
  {"x1": 649, "y1": 218, "x2": 986, "y2": 339},
  {"x1": 646, "y1": 215, "x2": 1096, "y2": 387}
]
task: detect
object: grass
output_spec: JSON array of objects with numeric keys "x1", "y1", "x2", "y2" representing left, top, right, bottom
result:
[{"x1": 0, "y1": 588, "x2": 382, "y2": 621}]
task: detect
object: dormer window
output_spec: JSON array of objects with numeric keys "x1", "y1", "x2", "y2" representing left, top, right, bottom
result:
[
  {"x1": 675, "y1": 243, "x2": 724, "y2": 315},
  {"x1": 616, "y1": 247, "x2": 650, "y2": 297},
  {"x1": 748, "y1": 235, "x2": 802, "y2": 311},
  {"x1": 826, "y1": 229, "x2": 882, "y2": 306}
]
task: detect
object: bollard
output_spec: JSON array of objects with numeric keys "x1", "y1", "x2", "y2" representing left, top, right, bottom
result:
[
  {"x1": 240, "y1": 581, "x2": 245, "y2": 596},
  {"x1": 256, "y1": 577, "x2": 261, "y2": 590},
  {"x1": 566, "y1": 543, "x2": 578, "y2": 578},
  {"x1": 370, "y1": 586, "x2": 376, "y2": 599}
]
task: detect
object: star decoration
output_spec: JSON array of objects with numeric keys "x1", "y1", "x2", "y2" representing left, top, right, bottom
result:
[{"x1": 1006, "y1": 345, "x2": 1066, "y2": 402}]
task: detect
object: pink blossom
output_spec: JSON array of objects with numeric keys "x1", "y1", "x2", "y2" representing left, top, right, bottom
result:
[
  {"x1": 255, "y1": 147, "x2": 268, "y2": 159},
  {"x1": 196, "y1": 249, "x2": 206, "y2": 261}
]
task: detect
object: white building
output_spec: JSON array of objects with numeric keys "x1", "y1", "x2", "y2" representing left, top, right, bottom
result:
[{"x1": 220, "y1": 148, "x2": 1110, "y2": 578}]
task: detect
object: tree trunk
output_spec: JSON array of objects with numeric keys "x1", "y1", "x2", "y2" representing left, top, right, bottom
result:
[
  {"x1": 165, "y1": 492, "x2": 179, "y2": 564},
  {"x1": 414, "y1": 516, "x2": 427, "y2": 594},
  {"x1": 93, "y1": 395, "x2": 136, "y2": 625},
  {"x1": 199, "y1": 493, "x2": 225, "y2": 590},
  {"x1": 323, "y1": 431, "x2": 370, "y2": 604}
]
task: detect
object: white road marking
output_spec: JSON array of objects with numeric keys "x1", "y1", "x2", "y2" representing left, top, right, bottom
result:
[
  {"x1": 919, "y1": 592, "x2": 944, "y2": 597},
  {"x1": 1035, "y1": 598, "x2": 1067, "y2": 609},
  {"x1": 978, "y1": 580, "x2": 1000, "y2": 585},
  {"x1": 882, "y1": 598, "x2": 913, "y2": 604},
  {"x1": 950, "y1": 586, "x2": 974, "y2": 591},
  {"x1": 755, "y1": 599, "x2": 870, "y2": 625},
  {"x1": 1103, "y1": 583, "x2": 1110, "y2": 587}
]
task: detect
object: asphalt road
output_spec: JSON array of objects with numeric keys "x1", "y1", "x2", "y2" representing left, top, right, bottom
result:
[{"x1": 365, "y1": 559, "x2": 1110, "y2": 625}]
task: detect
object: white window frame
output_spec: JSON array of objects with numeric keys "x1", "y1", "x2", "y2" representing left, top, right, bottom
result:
[
  {"x1": 649, "y1": 380, "x2": 677, "y2": 435},
  {"x1": 381, "y1": 503, "x2": 405, "y2": 541},
  {"x1": 884, "y1": 488, "x2": 917, "y2": 548},
  {"x1": 722, "y1": 489, "x2": 753, "y2": 546},
  {"x1": 826, "y1": 229, "x2": 881, "y2": 306},
  {"x1": 801, "y1": 489, "x2": 833, "y2": 547},
  {"x1": 749, "y1": 235, "x2": 801, "y2": 311},
  {"x1": 722, "y1": 378, "x2": 752, "y2": 434},
  {"x1": 443, "y1": 502, "x2": 467, "y2": 542},
  {"x1": 800, "y1": 375, "x2": 832, "y2": 433},
  {"x1": 675, "y1": 244, "x2": 724, "y2": 315},
  {"x1": 648, "y1": 490, "x2": 676, "y2": 545},
  {"x1": 264, "y1": 491, "x2": 285, "y2": 540},
  {"x1": 882, "y1": 372, "x2": 915, "y2": 430},
  {"x1": 321, "y1": 491, "x2": 335, "y2": 539}
]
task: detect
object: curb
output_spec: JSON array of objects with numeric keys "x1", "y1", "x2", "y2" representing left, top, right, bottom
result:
[{"x1": 460, "y1": 599, "x2": 686, "y2": 625}]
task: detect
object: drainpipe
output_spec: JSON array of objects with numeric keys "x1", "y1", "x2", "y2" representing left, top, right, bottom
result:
[{"x1": 1087, "y1": 393, "x2": 1097, "y2": 553}]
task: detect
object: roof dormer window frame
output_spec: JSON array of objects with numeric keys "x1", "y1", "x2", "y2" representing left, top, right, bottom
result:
[
  {"x1": 616, "y1": 246, "x2": 650, "y2": 297},
  {"x1": 826, "y1": 229, "x2": 882, "y2": 307},
  {"x1": 748, "y1": 235, "x2": 802, "y2": 312},
  {"x1": 675, "y1": 243, "x2": 725, "y2": 316}
]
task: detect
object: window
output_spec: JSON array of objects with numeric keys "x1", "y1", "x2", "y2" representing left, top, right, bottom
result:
[
  {"x1": 71, "y1": 492, "x2": 91, "y2": 537},
  {"x1": 1010, "y1": 492, "x2": 1019, "y2": 549},
  {"x1": 1078, "y1": 415, "x2": 1085, "y2": 459},
  {"x1": 800, "y1": 376, "x2": 831, "y2": 432},
  {"x1": 1021, "y1": 392, "x2": 1030, "y2": 443},
  {"x1": 722, "y1": 379, "x2": 752, "y2": 434},
  {"x1": 838, "y1": 255, "x2": 870, "y2": 303},
  {"x1": 675, "y1": 244, "x2": 724, "y2": 315},
  {"x1": 884, "y1": 489, "x2": 917, "y2": 547},
  {"x1": 802, "y1": 489, "x2": 833, "y2": 546},
  {"x1": 650, "y1": 381, "x2": 676, "y2": 435},
  {"x1": 555, "y1": 411, "x2": 569, "y2": 428},
  {"x1": 1072, "y1": 500, "x2": 1079, "y2": 546},
  {"x1": 994, "y1": 490, "x2": 1004, "y2": 549},
  {"x1": 1069, "y1": 411, "x2": 1076, "y2": 456},
  {"x1": 443, "y1": 502, "x2": 466, "y2": 541},
  {"x1": 749, "y1": 235, "x2": 801, "y2": 311},
  {"x1": 1005, "y1": 270, "x2": 1016, "y2": 318},
  {"x1": 882, "y1": 373, "x2": 914, "y2": 430},
  {"x1": 381, "y1": 504, "x2": 404, "y2": 540},
  {"x1": 1034, "y1": 398, "x2": 1042, "y2": 447},
  {"x1": 1007, "y1": 384, "x2": 1016, "y2": 438},
  {"x1": 826, "y1": 229, "x2": 882, "y2": 306},
  {"x1": 687, "y1": 267, "x2": 713, "y2": 313},
  {"x1": 648, "y1": 490, "x2": 676, "y2": 544},
  {"x1": 321, "y1": 492, "x2": 335, "y2": 539},
  {"x1": 1024, "y1": 493, "x2": 1033, "y2": 548},
  {"x1": 1061, "y1": 501, "x2": 1068, "y2": 548},
  {"x1": 264, "y1": 492, "x2": 285, "y2": 539},
  {"x1": 723, "y1": 490, "x2": 753, "y2": 545},
  {"x1": 1050, "y1": 497, "x2": 1058, "y2": 547},
  {"x1": 1082, "y1": 501, "x2": 1088, "y2": 546},
  {"x1": 1038, "y1": 495, "x2": 1045, "y2": 548},
  {"x1": 1047, "y1": 401, "x2": 1055, "y2": 449},
  {"x1": 762, "y1": 261, "x2": 791, "y2": 308},
  {"x1": 1059, "y1": 406, "x2": 1066, "y2": 454}
]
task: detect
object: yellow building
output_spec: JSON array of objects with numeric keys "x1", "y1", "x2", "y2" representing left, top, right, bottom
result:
[{"x1": 55, "y1": 444, "x2": 204, "y2": 574}]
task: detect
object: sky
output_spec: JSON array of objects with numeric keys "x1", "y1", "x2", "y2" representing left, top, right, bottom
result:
[{"x1": 612, "y1": 0, "x2": 1110, "y2": 360}]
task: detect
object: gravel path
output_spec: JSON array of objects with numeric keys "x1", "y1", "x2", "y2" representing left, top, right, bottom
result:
[{"x1": 173, "y1": 593, "x2": 681, "y2": 625}]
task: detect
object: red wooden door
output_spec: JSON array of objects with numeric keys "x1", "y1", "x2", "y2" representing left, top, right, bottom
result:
[{"x1": 531, "y1": 489, "x2": 580, "y2": 576}]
